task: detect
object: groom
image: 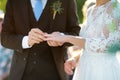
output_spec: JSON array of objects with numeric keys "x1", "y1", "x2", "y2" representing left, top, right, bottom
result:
[{"x1": 1, "y1": 0, "x2": 80, "y2": 80}]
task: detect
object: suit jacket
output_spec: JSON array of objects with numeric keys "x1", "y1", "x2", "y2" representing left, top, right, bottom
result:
[{"x1": 1, "y1": 0, "x2": 80, "y2": 80}]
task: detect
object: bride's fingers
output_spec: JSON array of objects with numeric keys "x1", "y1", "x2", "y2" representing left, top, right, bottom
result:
[
  {"x1": 44, "y1": 37, "x2": 53, "y2": 41},
  {"x1": 44, "y1": 34, "x2": 53, "y2": 37},
  {"x1": 64, "y1": 62, "x2": 74, "y2": 75},
  {"x1": 44, "y1": 34, "x2": 53, "y2": 40},
  {"x1": 64, "y1": 65, "x2": 73, "y2": 75}
]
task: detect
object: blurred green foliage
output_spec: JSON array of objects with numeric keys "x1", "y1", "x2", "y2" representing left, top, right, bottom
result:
[
  {"x1": 0, "y1": 0, "x2": 7, "y2": 12},
  {"x1": 0, "y1": 0, "x2": 86, "y2": 23},
  {"x1": 76, "y1": 0, "x2": 86, "y2": 24},
  {"x1": 107, "y1": 42, "x2": 120, "y2": 54}
]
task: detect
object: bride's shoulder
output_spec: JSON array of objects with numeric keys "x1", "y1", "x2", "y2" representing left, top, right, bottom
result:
[
  {"x1": 106, "y1": 1, "x2": 120, "y2": 14},
  {"x1": 87, "y1": 5, "x2": 94, "y2": 12},
  {"x1": 86, "y1": 5, "x2": 95, "y2": 15},
  {"x1": 107, "y1": 1, "x2": 114, "y2": 8}
]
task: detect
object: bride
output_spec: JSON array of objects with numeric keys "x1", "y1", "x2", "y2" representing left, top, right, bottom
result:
[{"x1": 45, "y1": 0, "x2": 120, "y2": 80}]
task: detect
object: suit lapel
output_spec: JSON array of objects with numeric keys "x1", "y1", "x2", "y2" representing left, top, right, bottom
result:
[
  {"x1": 38, "y1": 0, "x2": 55, "y2": 27},
  {"x1": 49, "y1": 0, "x2": 57, "y2": 32},
  {"x1": 49, "y1": 0, "x2": 64, "y2": 33}
]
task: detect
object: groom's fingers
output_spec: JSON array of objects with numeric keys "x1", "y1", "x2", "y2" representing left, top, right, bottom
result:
[
  {"x1": 57, "y1": 42, "x2": 64, "y2": 46},
  {"x1": 28, "y1": 28, "x2": 46, "y2": 46},
  {"x1": 29, "y1": 28, "x2": 46, "y2": 40},
  {"x1": 28, "y1": 32, "x2": 44, "y2": 45},
  {"x1": 47, "y1": 41, "x2": 63, "y2": 47},
  {"x1": 44, "y1": 34, "x2": 52, "y2": 37},
  {"x1": 32, "y1": 28, "x2": 45, "y2": 35},
  {"x1": 47, "y1": 41, "x2": 52, "y2": 46},
  {"x1": 47, "y1": 41, "x2": 58, "y2": 46},
  {"x1": 28, "y1": 33, "x2": 43, "y2": 46},
  {"x1": 30, "y1": 28, "x2": 45, "y2": 38},
  {"x1": 44, "y1": 34, "x2": 53, "y2": 41},
  {"x1": 28, "y1": 37, "x2": 40, "y2": 46},
  {"x1": 30, "y1": 35, "x2": 43, "y2": 42}
]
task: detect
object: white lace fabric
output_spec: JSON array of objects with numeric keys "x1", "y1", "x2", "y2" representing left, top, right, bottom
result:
[
  {"x1": 73, "y1": 1, "x2": 120, "y2": 80},
  {"x1": 80, "y1": 1, "x2": 120, "y2": 53}
]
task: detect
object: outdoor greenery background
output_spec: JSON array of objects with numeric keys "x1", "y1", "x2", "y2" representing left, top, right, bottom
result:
[
  {"x1": 0, "y1": 0, "x2": 7, "y2": 13},
  {"x1": 0, "y1": 0, "x2": 86, "y2": 23},
  {"x1": 77, "y1": 0, "x2": 86, "y2": 23}
]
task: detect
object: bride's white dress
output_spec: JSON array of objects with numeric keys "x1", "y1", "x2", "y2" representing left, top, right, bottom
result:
[{"x1": 73, "y1": 1, "x2": 120, "y2": 80}]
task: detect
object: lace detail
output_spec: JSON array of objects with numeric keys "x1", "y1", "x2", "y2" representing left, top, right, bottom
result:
[{"x1": 80, "y1": 1, "x2": 120, "y2": 53}]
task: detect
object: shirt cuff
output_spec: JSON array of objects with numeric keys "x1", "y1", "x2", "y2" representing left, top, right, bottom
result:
[
  {"x1": 22, "y1": 36, "x2": 32, "y2": 49},
  {"x1": 60, "y1": 33, "x2": 65, "y2": 35}
]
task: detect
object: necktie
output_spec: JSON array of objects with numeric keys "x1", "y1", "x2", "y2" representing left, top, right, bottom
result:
[{"x1": 34, "y1": 0, "x2": 43, "y2": 21}]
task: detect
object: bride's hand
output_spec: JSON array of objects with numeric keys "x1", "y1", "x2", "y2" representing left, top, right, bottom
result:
[
  {"x1": 64, "y1": 58, "x2": 76, "y2": 75},
  {"x1": 44, "y1": 32, "x2": 66, "y2": 43}
]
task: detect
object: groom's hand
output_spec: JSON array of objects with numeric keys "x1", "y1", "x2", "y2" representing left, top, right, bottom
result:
[
  {"x1": 28, "y1": 28, "x2": 45, "y2": 46},
  {"x1": 47, "y1": 40, "x2": 63, "y2": 47}
]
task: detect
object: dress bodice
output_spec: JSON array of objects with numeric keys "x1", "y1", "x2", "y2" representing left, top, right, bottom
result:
[{"x1": 80, "y1": 1, "x2": 120, "y2": 53}]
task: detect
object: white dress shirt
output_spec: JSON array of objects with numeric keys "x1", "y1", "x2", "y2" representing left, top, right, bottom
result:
[{"x1": 22, "y1": 0, "x2": 47, "y2": 49}]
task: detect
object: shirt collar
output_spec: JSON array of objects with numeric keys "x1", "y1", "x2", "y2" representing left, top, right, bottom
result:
[{"x1": 30, "y1": 0, "x2": 47, "y2": 9}]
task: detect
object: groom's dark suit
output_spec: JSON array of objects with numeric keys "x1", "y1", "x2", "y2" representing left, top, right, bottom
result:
[{"x1": 1, "y1": 0, "x2": 80, "y2": 80}]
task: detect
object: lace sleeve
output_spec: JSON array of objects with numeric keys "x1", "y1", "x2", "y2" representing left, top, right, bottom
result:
[
  {"x1": 80, "y1": 6, "x2": 93, "y2": 36},
  {"x1": 85, "y1": 31, "x2": 120, "y2": 53},
  {"x1": 85, "y1": 2, "x2": 120, "y2": 53}
]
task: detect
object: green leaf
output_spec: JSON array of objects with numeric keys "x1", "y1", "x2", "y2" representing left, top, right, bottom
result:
[{"x1": 51, "y1": 1, "x2": 63, "y2": 15}]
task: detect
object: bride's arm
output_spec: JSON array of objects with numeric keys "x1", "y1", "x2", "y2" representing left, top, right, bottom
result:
[
  {"x1": 64, "y1": 35, "x2": 85, "y2": 49},
  {"x1": 45, "y1": 32, "x2": 85, "y2": 49}
]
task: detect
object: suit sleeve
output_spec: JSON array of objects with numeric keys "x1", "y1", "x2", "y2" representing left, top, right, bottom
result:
[
  {"x1": 1, "y1": 0, "x2": 24, "y2": 53},
  {"x1": 63, "y1": 0, "x2": 81, "y2": 48},
  {"x1": 65, "y1": 0, "x2": 80, "y2": 36}
]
